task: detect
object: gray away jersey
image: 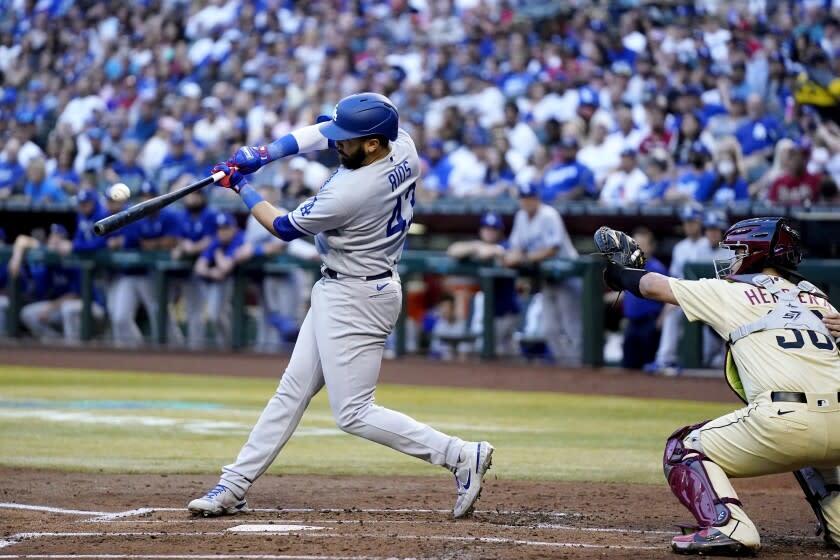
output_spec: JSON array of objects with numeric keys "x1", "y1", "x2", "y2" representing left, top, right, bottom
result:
[
  {"x1": 508, "y1": 204, "x2": 577, "y2": 259},
  {"x1": 287, "y1": 128, "x2": 419, "y2": 276}
]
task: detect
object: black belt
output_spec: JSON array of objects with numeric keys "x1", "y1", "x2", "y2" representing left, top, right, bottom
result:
[
  {"x1": 323, "y1": 268, "x2": 391, "y2": 281},
  {"x1": 770, "y1": 391, "x2": 840, "y2": 404}
]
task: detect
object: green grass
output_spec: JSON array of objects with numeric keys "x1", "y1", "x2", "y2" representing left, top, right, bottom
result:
[{"x1": 0, "y1": 366, "x2": 733, "y2": 484}]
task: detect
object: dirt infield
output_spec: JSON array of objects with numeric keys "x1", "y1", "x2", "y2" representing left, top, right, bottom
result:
[
  {"x1": 1, "y1": 345, "x2": 830, "y2": 558},
  {"x1": 0, "y1": 468, "x2": 828, "y2": 559}
]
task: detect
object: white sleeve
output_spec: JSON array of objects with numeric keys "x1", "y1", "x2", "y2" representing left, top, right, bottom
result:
[{"x1": 289, "y1": 122, "x2": 330, "y2": 155}]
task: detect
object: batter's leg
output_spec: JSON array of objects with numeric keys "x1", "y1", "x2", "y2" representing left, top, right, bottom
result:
[
  {"x1": 313, "y1": 278, "x2": 492, "y2": 517},
  {"x1": 222, "y1": 309, "x2": 325, "y2": 488},
  {"x1": 189, "y1": 309, "x2": 326, "y2": 517},
  {"x1": 313, "y1": 279, "x2": 464, "y2": 468}
]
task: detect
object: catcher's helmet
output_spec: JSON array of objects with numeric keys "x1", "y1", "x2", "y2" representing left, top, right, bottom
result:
[
  {"x1": 321, "y1": 92, "x2": 399, "y2": 142},
  {"x1": 714, "y1": 217, "x2": 803, "y2": 279}
]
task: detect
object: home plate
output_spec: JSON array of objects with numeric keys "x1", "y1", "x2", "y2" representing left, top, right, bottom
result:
[{"x1": 228, "y1": 524, "x2": 326, "y2": 533}]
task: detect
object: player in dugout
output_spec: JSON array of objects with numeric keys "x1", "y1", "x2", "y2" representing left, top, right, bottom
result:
[{"x1": 595, "y1": 218, "x2": 840, "y2": 556}]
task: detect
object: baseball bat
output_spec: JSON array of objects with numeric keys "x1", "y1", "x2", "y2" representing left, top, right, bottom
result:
[{"x1": 93, "y1": 170, "x2": 227, "y2": 236}]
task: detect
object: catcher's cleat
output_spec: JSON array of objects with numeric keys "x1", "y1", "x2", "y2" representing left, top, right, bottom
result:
[
  {"x1": 188, "y1": 483, "x2": 248, "y2": 517},
  {"x1": 671, "y1": 527, "x2": 759, "y2": 556},
  {"x1": 452, "y1": 441, "x2": 494, "y2": 518}
]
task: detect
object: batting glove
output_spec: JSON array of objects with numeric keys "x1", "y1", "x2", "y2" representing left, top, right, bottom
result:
[
  {"x1": 231, "y1": 145, "x2": 270, "y2": 175},
  {"x1": 212, "y1": 162, "x2": 245, "y2": 192}
]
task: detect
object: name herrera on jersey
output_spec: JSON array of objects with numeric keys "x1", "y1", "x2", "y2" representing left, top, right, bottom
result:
[{"x1": 742, "y1": 287, "x2": 833, "y2": 310}]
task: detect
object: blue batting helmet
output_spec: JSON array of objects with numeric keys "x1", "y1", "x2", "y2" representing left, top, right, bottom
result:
[{"x1": 321, "y1": 92, "x2": 399, "y2": 142}]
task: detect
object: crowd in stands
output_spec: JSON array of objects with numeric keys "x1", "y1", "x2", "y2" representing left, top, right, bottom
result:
[
  {"x1": 0, "y1": 0, "x2": 838, "y2": 211},
  {"x1": 1, "y1": 0, "x2": 840, "y2": 360}
]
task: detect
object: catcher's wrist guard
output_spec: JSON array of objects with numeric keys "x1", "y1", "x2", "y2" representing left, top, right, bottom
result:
[{"x1": 604, "y1": 260, "x2": 648, "y2": 297}]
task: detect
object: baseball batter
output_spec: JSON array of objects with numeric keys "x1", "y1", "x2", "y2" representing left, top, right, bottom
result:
[
  {"x1": 600, "y1": 217, "x2": 840, "y2": 556},
  {"x1": 188, "y1": 93, "x2": 493, "y2": 518}
]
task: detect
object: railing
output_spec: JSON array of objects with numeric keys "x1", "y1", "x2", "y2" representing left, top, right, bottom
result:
[{"x1": 0, "y1": 248, "x2": 606, "y2": 365}]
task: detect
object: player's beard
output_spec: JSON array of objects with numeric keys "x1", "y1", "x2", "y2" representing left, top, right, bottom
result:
[{"x1": 339, "y1": 145, "x2": 367, "y2": 170}]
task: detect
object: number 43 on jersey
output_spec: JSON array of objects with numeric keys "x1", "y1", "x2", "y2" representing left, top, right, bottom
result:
[{"x1": 386, "y1": 159, "x2": 416, "y2": 237}]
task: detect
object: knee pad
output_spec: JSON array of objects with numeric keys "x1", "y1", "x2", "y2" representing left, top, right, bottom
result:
[
  {"x1": 794, "y1": 468, "x2": 840, "y2": 548},
  {"x1": 663, "y1": 422, "x2": 741, "y2": 528}
]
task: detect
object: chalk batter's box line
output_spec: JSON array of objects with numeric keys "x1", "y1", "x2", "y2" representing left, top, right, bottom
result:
[{"x1": 0, "y1": 529, "x2": 666, "y2": 552}]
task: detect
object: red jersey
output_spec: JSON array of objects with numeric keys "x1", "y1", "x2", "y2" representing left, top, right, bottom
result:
[{"x1": 767, "y1": 172, "x2": 822, "y2": 206}]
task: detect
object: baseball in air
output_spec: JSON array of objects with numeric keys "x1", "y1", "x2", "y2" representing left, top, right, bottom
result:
[{"x1": 109, "y1": 183, "x2": 131, "y2": 202}]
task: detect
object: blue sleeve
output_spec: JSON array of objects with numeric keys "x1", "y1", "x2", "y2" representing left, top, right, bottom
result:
[
  {"x1": 266, "y1": 134, "x2": 300, "y2": 161},
  {"x1": 272, "y1": 215, "x2": 306, "y2": 242}
]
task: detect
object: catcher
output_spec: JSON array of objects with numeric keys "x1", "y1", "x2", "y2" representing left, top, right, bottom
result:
[{"x1": 595, "y1": 218, "x2": 840, "y2": 556}]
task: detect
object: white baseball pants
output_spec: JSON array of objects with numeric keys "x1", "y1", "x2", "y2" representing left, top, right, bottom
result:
[
  {"x1": 220, "y1": 274, "x2": 465, "y2": 493},
  {"x1": 542, "y1": 279, "x2": 583, "y2": 366}
]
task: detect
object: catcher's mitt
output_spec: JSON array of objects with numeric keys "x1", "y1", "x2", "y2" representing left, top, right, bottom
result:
[{"x1": 593, "y1": 226, "x2": 647, "y2": 269}]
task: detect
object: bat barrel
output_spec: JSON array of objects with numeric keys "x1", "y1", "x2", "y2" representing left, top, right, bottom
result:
[{"x1": 93, "y1": 171, "x2": 226, "y2": 237}]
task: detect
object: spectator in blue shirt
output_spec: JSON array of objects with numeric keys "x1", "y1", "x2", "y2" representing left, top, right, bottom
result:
[
  {"x1": 135, "y1": 181, "x2": 180, "y2": 251},
  {"x1": 194, "y1": 213, "x2": 245, "y2": 347},
  {"x1": 71, "y1": 188, "x2": 108, "y2": 253},
  {"x1": 105, "y1": 139, "x2": 146, "y2": 196},
  {"x1": 669, "y1": 141, "x2": 714, "y2": 203},
  {"x1": 0, "y1": 138, "x2": 24, "y2": 198},
  {"x1": 621, "y1": 227, "x2": 666, "y2": 369},
  {"x1": 695, "y1": 149, "x2": 750, "y2": 206},
  {"x1": 735, "y1": 93, "x2": 782, "y2": 177},
  {"x1": 158, "y1": 132, "x2": 199, "y2": 187},
  {"x1": 541, "y1": 137, "x2": 596, "y2": 202},
  {"x1": 418, "y1": 139, "x2": 453, "y2": 200},
  {"x1": 23, "y1": 159, "x2": 66, "y2": 204},
  {"x1": 49, "y1": 149, "x2": 80, "y2": 196},
  {"x1": 638, "y1": 151, "x2": 672, "y2": 205},
  {"x1": 728, "y1": 61, "x2": 753, "y2": 101}
]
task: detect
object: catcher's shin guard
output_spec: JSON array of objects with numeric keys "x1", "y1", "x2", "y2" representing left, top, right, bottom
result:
[
  {"x1": 794, "y1": 467, "x2": 840, "y2": 548},
  {"x1": 663, "y1": 422, "x2": 742, "y2": 528}
]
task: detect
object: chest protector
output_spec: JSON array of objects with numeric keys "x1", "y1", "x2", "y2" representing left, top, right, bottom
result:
[{"x1": 723, "y1": 274, "x2": 835, "y2": 402}]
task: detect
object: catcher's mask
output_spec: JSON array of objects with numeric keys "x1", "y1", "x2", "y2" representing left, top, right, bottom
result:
[{"x1": 714, "y1": 217, "x2": 803, "y2": 279}]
